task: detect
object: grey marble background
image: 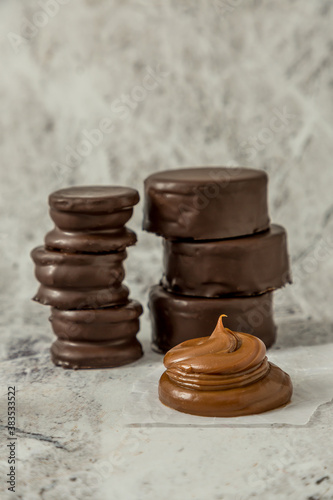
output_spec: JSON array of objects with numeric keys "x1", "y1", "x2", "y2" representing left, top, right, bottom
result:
[
  {"x1": 1, "y1": 1, "x2": 333, "y2": 500},
  {"x1": 0, "y1": 0, "x2": 332, "y2": 322}
]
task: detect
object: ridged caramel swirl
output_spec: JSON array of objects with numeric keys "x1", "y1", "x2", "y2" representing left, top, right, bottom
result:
[{"x1": 163, "y1": 315, "x2": 270, "y2": 391}]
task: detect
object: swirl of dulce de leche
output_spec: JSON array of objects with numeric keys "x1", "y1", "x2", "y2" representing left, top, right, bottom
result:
[
  {"x1": 159, "y1": 315, "x2": 293, "y2": 416},
  {"x1": 164, "y1": 315, "x2": 269, "y2": 391}
]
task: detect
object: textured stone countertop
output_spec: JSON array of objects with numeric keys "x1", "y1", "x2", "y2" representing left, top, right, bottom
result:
[{"x1": 1, "y1": 287, "x2": 333, "y2": 500}]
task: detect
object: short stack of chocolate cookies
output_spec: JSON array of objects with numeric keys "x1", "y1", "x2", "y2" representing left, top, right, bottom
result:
[
  {"x1": 31, "y1": 186, "x2": 143, "y2": 369},
  {"x1": 143, "y1": 167, "x2": 291, "y2": 352}
]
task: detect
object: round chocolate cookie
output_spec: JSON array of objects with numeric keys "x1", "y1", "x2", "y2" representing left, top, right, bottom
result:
[
  {"x1": 33, "y1": 284, "x2": 129, "y2": 310},
  {"x1": 49, "y1": 207, "x2": 134, "y2": 231},
  {"x1": 51, "y1": 337, "x2": 143, "y2": 369},
  {"x1": 162, "y1": 224, "x2": 291, "y2": 297},
  {"x1": 49, "y1": 186, "x2": 139, "y2": 231},
  {"x1": 31, "y1": 246, "x2": 126, "y2": 288},
  {"x1": 45, "y1": 226, "x2": 137, "y2": 253},
  {"x1": 149, "y1": 285, "x2": 276, "y2": 352},
  {"x1": 50, "y1": 300, "x2": 143, "y2": 341},
  {"x1": 49, "y1": 186, "x2": 140, "y2": 213},
  {"x1": 143, "y1": 167, "x2": 269, "y2": 240}
]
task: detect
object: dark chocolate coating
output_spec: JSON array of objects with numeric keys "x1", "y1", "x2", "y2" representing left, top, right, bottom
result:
[
  {"x1": 51, "y1": 337, "x2": 143, "y2": 369},
  {"x1": 149, "y1": 285, "x2": 276, "y2": 352},
  {"x1": 48, "y1": 186, "x2": 139, "y2": 237},
  {"x1": 45, "y1": 226, "x2": 137, "y2": 253},
  {"x1": 162, "y1": 224, "x2": 291, "y2": 297},
  {"x1": 31, "y1": 246, "x2": 126, "y2": 288},
  {"x1": 33, "y1": 284, "x2": 129, "y2": 310},
  {"x1": 49, "y1": 186, "x2": 140, "y2": 213},
  {"x1": 49, "y1": 207, "x2": 133, "y2": 231},
  {"x1": 32, "y1": 185, "x2": 143, "y2": 369},
  {"x1": 50, "y1": 300, "x2": 143, "y2": 341},
  {"x1": 143, "y1": 167, "x2": 269, "y2": 240}
]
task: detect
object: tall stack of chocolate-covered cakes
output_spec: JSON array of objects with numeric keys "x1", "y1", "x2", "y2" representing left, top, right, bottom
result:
[
  {"x1": 143, "y1": 167, "x2": 291, "y2": 351},
  {"x1": 31, "y1": 186, "x2": 143, "y2": 369}
]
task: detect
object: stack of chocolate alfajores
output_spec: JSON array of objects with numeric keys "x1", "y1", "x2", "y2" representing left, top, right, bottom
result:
[
  {"x1": 143, "y1": 167, "x2": 291, "y2": 352},
  {"x1": 31, "y1": 186, "x2": 143, "y2": 369}
]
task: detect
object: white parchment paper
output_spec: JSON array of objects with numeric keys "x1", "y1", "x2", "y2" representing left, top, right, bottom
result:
[{"x1": 123, "y1": 343, "x2": 333, "y2": 426}]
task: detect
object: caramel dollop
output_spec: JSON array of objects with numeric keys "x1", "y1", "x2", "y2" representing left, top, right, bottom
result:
[{"x1": 159, "y1": 315, "x2": 292, "y2": 417}]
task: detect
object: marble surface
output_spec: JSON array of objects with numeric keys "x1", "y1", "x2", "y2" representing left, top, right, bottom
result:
[
  {"x1": 1, "y1": 305, "x2": 333, "y2": 500},
  {"x1": 1, "y1": 0, "x2": 333, "y2": 499}
]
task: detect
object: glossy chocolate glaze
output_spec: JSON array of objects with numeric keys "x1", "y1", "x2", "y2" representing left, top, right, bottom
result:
[
  {"x1": 31, "y1": 184, "x2": 143, "y2": 369},
  {"x1": 162, "y1": 224, "x2": 291, "y2": 297},
  {"x1": 149, "y1": 285, "x2": 276, "y2": 352},
  {"x1": 159, "y1": 316, "x2": 292, "y2": 417},
  {"x1": 51, "y1": 337, "x2": 143, "y2": 369},
  {"x1": 33, "y1": 283, "x2": 129, "y2": 310},
  {"x1": 143, "y1": 167, "x2": 269, "y2": 240},
  {"x1": 45, "y1": 226, "x2": 137, "y2": 253},
  {"x1": 31, "y1": 246, "x2": 126, "y2": 288},
  {"x1": 49, "y1": 207, "x2": 134, "y2": 231},
  {"x1": 50, "y1": 300, "x2": 143, "y2": 341},
  {"x1": 49, "y1": 186, "x2": 140, "y2": 213}
]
